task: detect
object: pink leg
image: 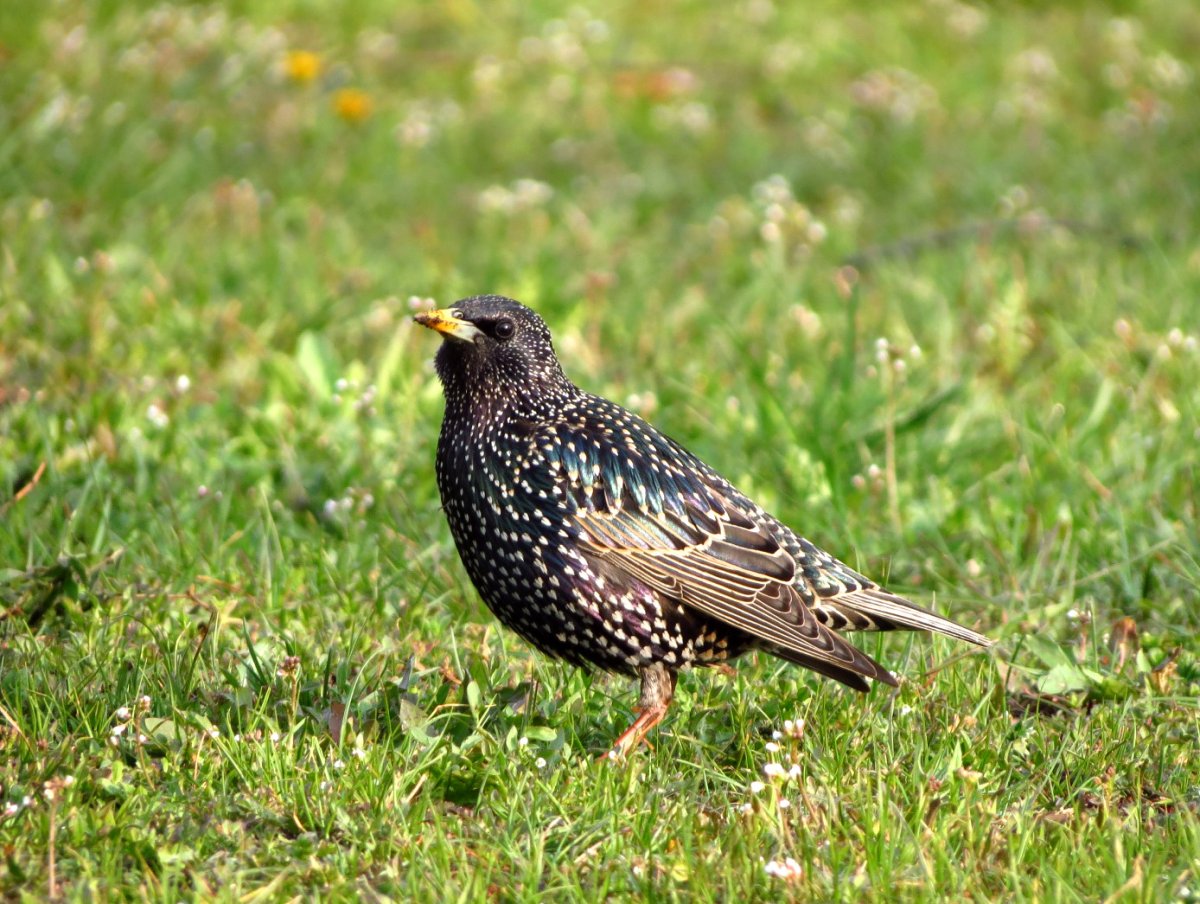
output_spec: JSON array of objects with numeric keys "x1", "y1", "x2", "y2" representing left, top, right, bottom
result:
[{"x1": 601, "y1": 662, "x2": 677, "y2": 761}]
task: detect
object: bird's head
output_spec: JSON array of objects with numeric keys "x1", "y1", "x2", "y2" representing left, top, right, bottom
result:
[{"x1": 414, "y1": 295, "x2": 574, "y2": 412}]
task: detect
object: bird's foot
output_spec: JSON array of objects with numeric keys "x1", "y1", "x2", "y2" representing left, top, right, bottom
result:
[{"x1": 598, "y1": 703, "x2": 668, "y2": 762}]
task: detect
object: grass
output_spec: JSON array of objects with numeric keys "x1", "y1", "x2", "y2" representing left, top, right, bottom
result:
[{"x1": 2, "y1": 0, "x2": 1199, "y2": 900}]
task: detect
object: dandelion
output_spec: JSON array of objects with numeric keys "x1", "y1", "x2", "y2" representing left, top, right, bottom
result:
[
  {"x1": 333, "y1": 88, "x2": 372, "y2": 123},
  {"x1": 284, "y1": 50, "x2": 321, "y2": 84}
]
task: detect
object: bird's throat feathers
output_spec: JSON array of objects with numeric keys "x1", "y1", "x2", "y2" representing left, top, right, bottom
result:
[{"x1": 434, "y1": 337, "x2": 577, "y2": 424}]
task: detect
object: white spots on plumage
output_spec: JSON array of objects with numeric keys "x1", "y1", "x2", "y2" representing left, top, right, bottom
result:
[{"x1": 428, "y1": 295, "x2": 901, "y2": 680}]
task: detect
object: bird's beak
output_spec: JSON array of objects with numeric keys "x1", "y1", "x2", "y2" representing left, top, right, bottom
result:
[{"x1": 413, "y1": 308, "x2": 483, "y2": 343}]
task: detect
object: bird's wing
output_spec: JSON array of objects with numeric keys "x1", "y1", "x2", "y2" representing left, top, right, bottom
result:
[{"x1": 542, "y1": 405, "x2": 895, "y2": 686}]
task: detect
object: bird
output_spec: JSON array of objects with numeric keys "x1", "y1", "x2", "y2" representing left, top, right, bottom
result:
[{"x1": 415, "y1": 295, "x2": 991, "y2": 758}]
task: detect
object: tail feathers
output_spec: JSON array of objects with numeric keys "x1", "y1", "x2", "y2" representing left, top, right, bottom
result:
[
  {"x1": 815, "y1": 588, "x2": 992, "y2": 648},
  {"x1": 766, "y1": 641, "x2": 898, "y2": 693}
]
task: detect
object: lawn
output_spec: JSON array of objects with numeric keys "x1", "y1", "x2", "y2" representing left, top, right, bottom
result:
[{"x1": 2, "y1": 1, "x2": 1198, "y2": 900}]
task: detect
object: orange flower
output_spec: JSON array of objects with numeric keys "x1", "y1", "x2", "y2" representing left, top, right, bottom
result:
[
  {"x1": 333, "y1": 88, "x2": 373, "y2": 123},
  {"x1": 285, "y1": 50, "x2": 321, "y2": 84}
]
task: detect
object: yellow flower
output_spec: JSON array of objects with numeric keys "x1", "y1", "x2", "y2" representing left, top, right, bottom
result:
[
  {"x1": 285, "y1": 50, "x2": 321, "y2": 84},
  {"x1": 333, "y1": 88, "x2": 373, "y2": 123}
]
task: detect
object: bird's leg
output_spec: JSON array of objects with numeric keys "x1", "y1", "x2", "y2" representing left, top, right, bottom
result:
[{"x1": 601, "y1": 662, "x2": 677, "y2": 761}]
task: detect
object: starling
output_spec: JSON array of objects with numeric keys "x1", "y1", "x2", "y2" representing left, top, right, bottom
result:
[{"x1": 416, "y1": 295, "x2": 990, "y2": 757}]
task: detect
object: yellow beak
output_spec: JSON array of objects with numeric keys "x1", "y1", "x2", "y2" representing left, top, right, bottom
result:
[{"x1": 413, "y1": 308, "x2": 483, "y2": 343}]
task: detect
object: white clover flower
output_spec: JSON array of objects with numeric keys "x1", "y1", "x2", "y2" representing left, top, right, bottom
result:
[
  {"x1": 146, "y1": 403, "x2": 169, "y2": 429},
  {"x1": 764, "y1": 856, "x2": 803, "y2": 880}
]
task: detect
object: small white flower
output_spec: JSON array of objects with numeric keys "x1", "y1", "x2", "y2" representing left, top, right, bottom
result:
[
  {"x1": 116, "y1": 706, "x2": 131, "y2": 721},
  {"x1": 333, "y1": 759, "x2": 345, "y2": 770},
  {"x1": 778, "y1": 798, "x2": 791, "y2": 809},
  {"x1": 763, "y1": 762, "x2": 786, "y2": 779},
  {"x1": 764, "y1": 856, "x2": 803, "y2": 880},
  {"x1": 175, "y1": 374, "x2": 191, "y2": 393},
  {"x1": 771, "y1": 730, "x2": 783, "y2": 741},
  {"x1": 534, "y1": 757, "x2": 547, "y2": 769},
  {"x1": 518, "y1": 736, "x2": 529, "y2": 748},
  {"x1": 270, "y1": 732, "x2": 281, "y2": 743},
  {"x1": 146, "y1": 403, "x2": 169, "y2": 429},
  {"x1": 750, "y1": 780, "x2": 766, "y2": 794},
  {"x1": 765, "y1": 741, "x2": 781, "y2": 753},
  {"x1": 788, "y1": 764, "x2": 803, "y2": 780}
]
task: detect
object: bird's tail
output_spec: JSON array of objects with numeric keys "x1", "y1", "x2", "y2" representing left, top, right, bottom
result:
[{"x1": 815, "y1": 587, "x2": 992, "y2": 647}]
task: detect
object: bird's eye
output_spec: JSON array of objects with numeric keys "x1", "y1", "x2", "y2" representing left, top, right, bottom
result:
[{"x1": 494, "y1": 318, "x2": 516, "y2": 340}]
